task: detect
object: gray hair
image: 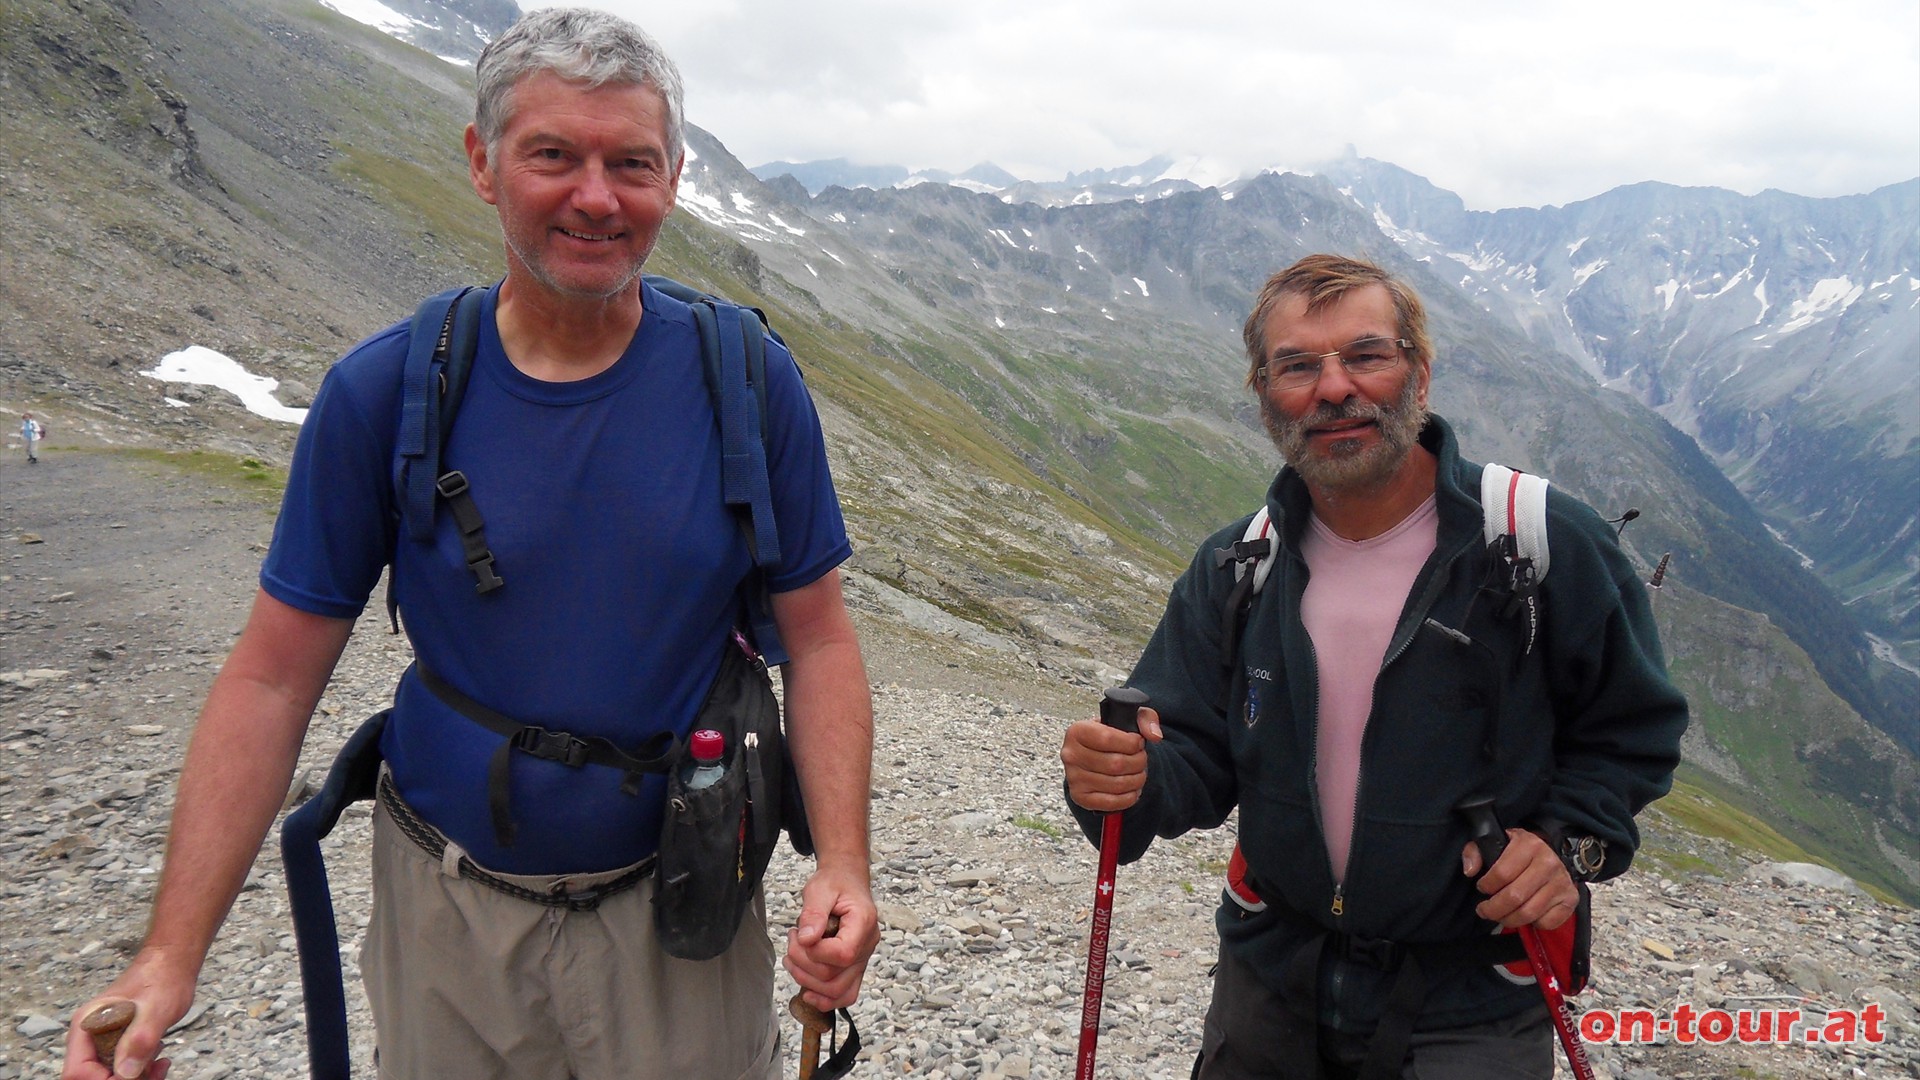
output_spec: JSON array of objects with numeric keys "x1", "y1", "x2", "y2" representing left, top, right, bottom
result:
[{"x1": 474, "y1": 7, "x2": 685, "y2": 158}]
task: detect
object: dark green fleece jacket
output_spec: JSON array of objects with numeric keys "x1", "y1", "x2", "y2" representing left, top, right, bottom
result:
[{"x1": 1071, "y1": 415, "x2": 1687, "y2": 1032}]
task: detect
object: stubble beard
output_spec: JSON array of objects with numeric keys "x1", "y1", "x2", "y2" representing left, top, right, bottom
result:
[
  {"x1": 1262, "y1": 375, "x2": 1428, "y2": 493},
  {"x1": 502, "y1": 225, "x2": 654, "y2": 303}
]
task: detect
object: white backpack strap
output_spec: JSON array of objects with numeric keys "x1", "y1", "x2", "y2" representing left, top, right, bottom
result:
[
  {"x1": 1241, "y1": 506, "x2": 1277, "y2": 595},
  {"x1": 1217, "y1": 506, "x2": 1279, "y2": 672},
  {"x1": 1481, "y1": 463, "x2": 1551, "y2": 583}
]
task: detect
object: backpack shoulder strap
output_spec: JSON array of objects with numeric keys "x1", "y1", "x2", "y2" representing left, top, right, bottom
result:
[
  {"x1": 1480, "y1": 463, "x2": 1551, "y2": 654},
  {"x1": 1241, "y1": 508, "x2": 1277, "y2": 595},
  {"x1": 389, "y1": 285, "x2": 489, "y2": 632},
  {"x1": 1212, "y1": 507, "x2": 1275, "y2": 670},
  {"x1": 644, "y1": 275, "x2": 788, "y2": 665},
  {"x1": 396, "y1": 286, "x2": 484, "y2": 542},
  {"x1": 1480, "y1": 463, "x2": 1551, "y2": 583}
]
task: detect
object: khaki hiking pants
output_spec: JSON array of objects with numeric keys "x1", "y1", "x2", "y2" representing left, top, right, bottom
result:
[{"x1": 363, "y1": 794, "x2": 782, "y2": 1080}]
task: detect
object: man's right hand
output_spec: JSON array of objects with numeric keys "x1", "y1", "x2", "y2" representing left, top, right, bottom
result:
[
  {"x1": 1061, "y1": 705, "x2": 1163, "y2": 812},
  {"x1": 62, "y1": 949, "x2": 193, "y2": 1080}
]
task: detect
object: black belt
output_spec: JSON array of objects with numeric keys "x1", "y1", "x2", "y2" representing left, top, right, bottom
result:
[{"x1": 378, "y1": 771, "x2": 655, "y2": 911}]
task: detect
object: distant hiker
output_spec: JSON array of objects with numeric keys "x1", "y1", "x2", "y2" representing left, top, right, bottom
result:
[
  {"x1": 1060, "y1": 254, "x2": 1687, "y2": 1078},
  {"x1": 65, "y1": 9, "x2": 876, "y2": 1080},
  {"x1": 21, "y1": 412, "x2": 43, "y2": 463}
]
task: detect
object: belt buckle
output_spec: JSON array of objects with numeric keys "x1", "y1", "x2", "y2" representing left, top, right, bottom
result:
[{"x1": 552, "y1": 881, "x2": 605, "y2": 912}]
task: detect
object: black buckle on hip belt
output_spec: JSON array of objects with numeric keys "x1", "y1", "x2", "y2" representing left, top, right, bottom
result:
[
  {"x1": 414, "y1": 661, "x2": 676, "y2": 848},
  {"x1": 513, "y1": 726, "x2": 593, "y2": 768}
]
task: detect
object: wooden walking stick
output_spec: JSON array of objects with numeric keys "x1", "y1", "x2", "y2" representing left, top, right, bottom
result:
[
  {"x1": 80, "y1": 1000, "x2": 136, "y2": 1071},
  {"x1": 789, "y1": 914, "x2": 840, "y2": 1080}
]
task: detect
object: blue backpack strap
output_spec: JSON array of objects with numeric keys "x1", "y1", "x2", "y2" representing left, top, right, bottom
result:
[
  {"x1": 397, "y1": 288, "x2": 467, "y2": 542},
  {"x1": 437, "y1": 289, "x2": 485, "y2": 443},
  {"x1": 389, "y1": 287, "x2": 491, "y2": 631},
  {"x1": 714, "y1": 303, "x2": 782, "y2": 569},
  {"x1": 645, "y1": 275, "x2": 788, "y2": 664},
  {"x1": 280, "y1": 710, "x2": 389, "y2": 1080},
  {"x1": 729, "y1": 304, "x2": 788, "y2": 665}
]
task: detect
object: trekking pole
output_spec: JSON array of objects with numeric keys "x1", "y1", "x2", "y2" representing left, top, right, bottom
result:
[
  {"x1": 787, "y1": 914, "x2": 860, "y2": 1079},
  {"x1": 790, "y1": 915, "x2": 839, "y2": 1080},
  {"x1": 1646, "y1": 552, "x2": 1671, "y2": 609},
  {"x1": 1075, "y1": 686, "x2": 1148, "y2": 1080},
  {"x1": 80, "y1": 1000, "x2": 135, "y2": 1070},
  {"x1": 1455, "y1": 797, "x2": 1597, "y2": 1080}
]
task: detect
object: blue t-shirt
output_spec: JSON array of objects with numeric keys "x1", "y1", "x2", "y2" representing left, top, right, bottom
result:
[{"x1": 261, "y1": 280, "x2": 851, "y2": 874}]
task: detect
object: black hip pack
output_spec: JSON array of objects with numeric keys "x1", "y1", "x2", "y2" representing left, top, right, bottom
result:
[
  {"x1": 653, "y1": 633, "x2": 794, "y2": 960},
  {"x1": 418, "y1": 631, "x2": 813, "y2": 960}
]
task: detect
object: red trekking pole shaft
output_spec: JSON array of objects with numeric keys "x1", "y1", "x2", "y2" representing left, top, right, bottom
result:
[
  {"x1": 1456, "y1": 797, "x2": 1597, "y2": 1080},
  {"x1": 1076, "y1": 686, "x2": 1147, "y2": 1080}
]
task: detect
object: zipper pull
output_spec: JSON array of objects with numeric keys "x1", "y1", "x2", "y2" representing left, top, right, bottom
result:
[{"x1": 1330, "y1": 885, "x2": 1345, "y2": 918}]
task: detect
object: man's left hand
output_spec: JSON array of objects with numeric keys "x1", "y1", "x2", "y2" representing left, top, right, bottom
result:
[
  {"x1": 784, "y1": 863, "x2": 879, "y2": 1012},
  {"x1": 1460, "y1": 828, "x2": 1579, "y2": 931}
]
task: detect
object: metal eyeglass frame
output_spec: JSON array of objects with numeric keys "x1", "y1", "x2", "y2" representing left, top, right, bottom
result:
[{"x1": 1257, "y1": 336, "x2": 1414, "y2": 390}]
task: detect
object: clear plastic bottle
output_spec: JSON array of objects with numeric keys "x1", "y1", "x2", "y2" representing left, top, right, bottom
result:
[{"x1": 681, "y1": 729, "x2": 726, "y2": 790}]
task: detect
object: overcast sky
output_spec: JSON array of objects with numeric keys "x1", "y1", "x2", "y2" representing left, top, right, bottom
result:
[{"x1": 554, "y1": 0, "x2": 1919, "y2": 211}]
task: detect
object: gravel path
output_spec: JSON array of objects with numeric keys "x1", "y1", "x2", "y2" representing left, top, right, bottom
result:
[{"x1": 2, "y1": 448, "x2": 1915, "y2": 1079}]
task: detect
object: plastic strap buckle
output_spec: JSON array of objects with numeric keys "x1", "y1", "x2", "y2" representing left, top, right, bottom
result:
[
  {"x1": 1212, "y1": 536, "x2": 1272, "y2": 570},
  {"x1": 435, "y1": 470, "x2": 471, "y2": 498},
  {"x1": 514, "y1": 726, "x2": 592, "y2": 768},
  {"x1": 466, "y1": 551, "x2": 503, "y2": 593}
]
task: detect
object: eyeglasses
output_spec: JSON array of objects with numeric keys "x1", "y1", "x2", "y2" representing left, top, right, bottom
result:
[{"x1": 1257, "y1": 337, "x2": 1412, "y2": 391}]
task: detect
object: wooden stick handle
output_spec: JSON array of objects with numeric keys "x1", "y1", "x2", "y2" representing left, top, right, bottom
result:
[
  {"x1": 788, "y1": 914, "x2": 841, "y2": 1079},
  {"x1": 81, "y1": 1001, "x2": 136, "y2": 1068}
]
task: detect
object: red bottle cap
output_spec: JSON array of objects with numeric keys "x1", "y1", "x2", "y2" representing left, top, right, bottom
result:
[{"x1": 690, "y1": 729, "x2": 725, "y2": 762}]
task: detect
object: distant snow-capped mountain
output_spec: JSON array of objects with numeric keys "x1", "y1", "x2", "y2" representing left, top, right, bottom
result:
[
  {"x1": 748, "y1": 158, "x2": 909, "y2": 193},
  {"x1": 747, "y1": 158, "x2": 1024, "y2": 195},
  {"x1": 1064, "y1": 154, "x2": 1246, "y2": 191},
  {"x1": 752, "y1": 153, "x2": 1294, "y2": 207}
]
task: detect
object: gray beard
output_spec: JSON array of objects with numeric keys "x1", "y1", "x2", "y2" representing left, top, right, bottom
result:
[
  {"x1": 500, "y1": 209, "x2": 654, "y2": 303},
  {"x1": 1262, "y1": 376, "x2": 1427, "y2": 493}
]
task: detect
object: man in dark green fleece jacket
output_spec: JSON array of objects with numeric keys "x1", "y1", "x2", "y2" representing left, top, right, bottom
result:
[{"x1": 1062, "y1": 254, "x2": 1687, "y2": 1079}]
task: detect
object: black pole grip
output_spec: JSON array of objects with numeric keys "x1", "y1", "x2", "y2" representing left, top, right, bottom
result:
[
  {"x1": 1100, "y1": 686, "x2": 1147, "y2": 735},
  {"x1": 1454, "y1": 795, "x2": 1508, "y2": 879}
]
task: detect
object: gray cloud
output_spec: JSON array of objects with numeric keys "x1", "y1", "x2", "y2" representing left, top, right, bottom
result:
[{"x1": 566, "y1": 0, "x2": 1920, "y2": 209}]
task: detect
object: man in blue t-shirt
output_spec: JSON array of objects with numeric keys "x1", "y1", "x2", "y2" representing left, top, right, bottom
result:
[{"x1": 66, "y1": 9, "x2": 877, "y2": 1079}]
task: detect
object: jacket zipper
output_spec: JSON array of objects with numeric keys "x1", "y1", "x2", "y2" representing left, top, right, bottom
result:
[
  {"x1": 1324, "y1": 526, "x2": 1479, "y2": 924},
  {"x1": 1300, "y1": 621, "x2": 1342, "y2": 921}
]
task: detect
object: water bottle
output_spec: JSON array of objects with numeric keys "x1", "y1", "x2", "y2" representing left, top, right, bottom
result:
[{"x1": 681, "y1": 729, "x2": 726, "y2": 790}]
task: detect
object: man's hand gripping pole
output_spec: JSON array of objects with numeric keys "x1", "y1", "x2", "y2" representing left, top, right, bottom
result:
[
  {"x1": 76, "y1": 1000, "x2": 137, "y2": 1076},
  {"x1": 789, "y1": 915, "x2": 838, "y2": 1080},
  {"x1": 1455, "y1": 797, "x2": 1597, "y2": 1080},
  {"x1": 1075, "y1": 686, "x2": 1147, "y2": 1080}
]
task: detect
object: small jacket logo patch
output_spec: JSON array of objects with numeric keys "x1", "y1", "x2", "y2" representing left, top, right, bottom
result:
[{"x1": 1243, "y1": 666, "x2": 1273, "y2": 727}]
